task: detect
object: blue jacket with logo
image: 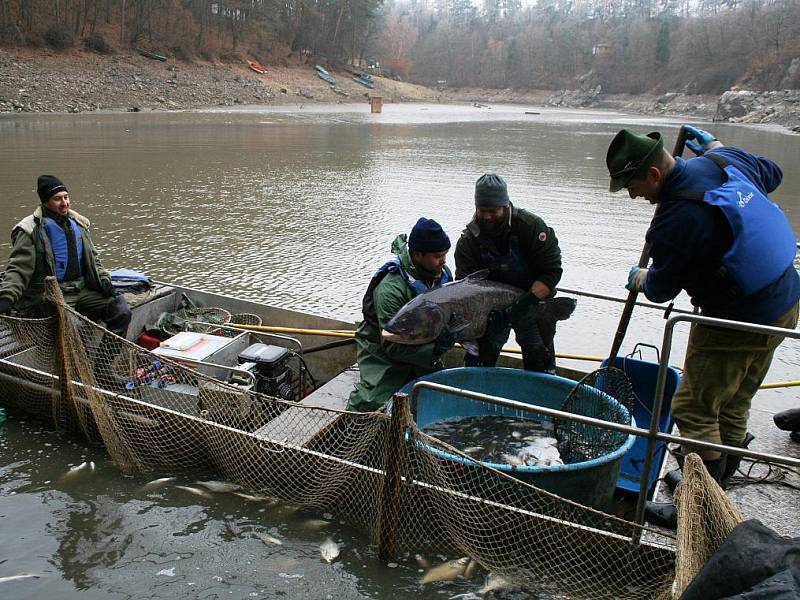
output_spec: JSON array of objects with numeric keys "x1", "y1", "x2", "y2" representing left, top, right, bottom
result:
[{"x1": 642, "y1": 147, "x2": 800, "y2": 324}]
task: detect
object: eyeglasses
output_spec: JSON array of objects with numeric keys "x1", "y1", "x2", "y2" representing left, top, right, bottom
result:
[{"x1": 610, "y1": 160, "x2": 643, "y2": 179}]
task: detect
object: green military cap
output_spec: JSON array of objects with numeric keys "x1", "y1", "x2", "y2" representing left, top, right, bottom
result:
[{"x1": 606, "y1": 129, "x2": 664, "y2": 192}]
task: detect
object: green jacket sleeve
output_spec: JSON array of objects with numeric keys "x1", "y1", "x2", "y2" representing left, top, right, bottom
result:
[
  {"x1": 373, "y1": 274, "x2": 437, "y2": 368},
  {"x1": 0, "y1": 229, "x2": 36, "y2": 303}
]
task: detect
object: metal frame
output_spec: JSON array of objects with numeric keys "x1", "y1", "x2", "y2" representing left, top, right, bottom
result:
[{"x1": 407, "y1": 311, "x2": 800, "y2": 544}]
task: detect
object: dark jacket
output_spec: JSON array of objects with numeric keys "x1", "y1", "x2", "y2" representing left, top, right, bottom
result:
[
  {"x1": 454, "y1": 204, "x2": 562, "y2": 291},
  {"x1": 0, "y1": 206, "x2": 109, "y2": 315},
  {"x1": 644, "y1": 147, "x2": 799, "y2": 324}
]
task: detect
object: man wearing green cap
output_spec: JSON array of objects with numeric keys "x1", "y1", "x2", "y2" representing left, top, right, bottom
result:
[
  {"x1": 454, "y1": 173, "x2": 564, "y2": 372},
  {"x1": 607, "y1": 126, "x2": 800, "y2": 528}
]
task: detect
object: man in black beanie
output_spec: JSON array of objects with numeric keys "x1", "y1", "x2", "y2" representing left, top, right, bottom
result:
[
  {"x1": 454, "y1": 173, "x2": 563, "y2": 372},
  {"x1": 347, "y1": 217, "x2": 455, "y2": 412},
  {"x1": 0, "y1": 175, "x2": 131, "y2": 340}
]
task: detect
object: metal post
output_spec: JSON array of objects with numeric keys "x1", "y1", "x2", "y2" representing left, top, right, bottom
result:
[{"x1": 378, "y1": 392, "x2": 408, "y2": 560}]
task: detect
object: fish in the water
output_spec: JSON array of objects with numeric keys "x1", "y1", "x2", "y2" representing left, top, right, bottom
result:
[
  {"x1": 420, "y1": 557, "x2": 470, "y2": 584},
  {"x1": 477, "y1": 573, "x2": 514, "y2": 595},
  {"x1": 382, "y1": 270, "x2": 576, "y2": 354},
  {"x1": 139, "y1": 477, "x2": 176, "y2": 492},
  {"x1": 232, "y1": 492, "x2": 272, "y2": 502},
  {"x1": 195, "y1": 480, "x2": 242, "y2": 493},
  {"x1": 59, "y1": 461, "x2": 94, "y2": 484},
  {"x1": 319, "y1": 538, "x2": 340, "y2": 562},
  {"x1": 174, "y1": 485, "x2": 214, "y2": 500},
  {"x1": 0, "y1": 573, "x2": 40, "y2": 584},
  {"x1": 302, "y1": 519, "x2": 331, "y2": 529},
  {"x1": 254, "y1": 532, "x2": 283, "y2": 546}
]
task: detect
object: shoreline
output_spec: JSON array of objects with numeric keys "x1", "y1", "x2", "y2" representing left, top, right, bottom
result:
[{"x1": 2, "y1": 48, "x2": 799, "y2": 131}]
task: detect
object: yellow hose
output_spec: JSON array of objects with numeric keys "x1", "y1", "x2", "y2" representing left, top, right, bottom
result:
[{"x1": 232, "y1": 323, "x2": 798, "y2": 390}]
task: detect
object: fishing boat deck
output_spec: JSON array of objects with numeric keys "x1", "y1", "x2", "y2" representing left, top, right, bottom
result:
[
  {"x1": 253, "y1": 366, "x2": 359, "y2": 446},
  {"x1": 652, "y1": 390, "x2": 800, "y2": 540}
]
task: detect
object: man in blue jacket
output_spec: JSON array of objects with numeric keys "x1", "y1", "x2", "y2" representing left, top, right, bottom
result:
[{"x1": 607, "y1": 126, "x2": 800, "y2": 528}]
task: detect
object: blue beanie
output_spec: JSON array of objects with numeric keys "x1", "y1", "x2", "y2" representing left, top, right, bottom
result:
[
  {"x1": 474, "y1": 173, "x2": 509, "y2": 207},
  {"x1": 408, "y1": 218, "x2": 451, "y2": 253}
]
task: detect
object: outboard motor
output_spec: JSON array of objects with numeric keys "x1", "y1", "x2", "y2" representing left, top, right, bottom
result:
[{"x1": 237, "y1": 343, "x2": 293, "y2": 401}]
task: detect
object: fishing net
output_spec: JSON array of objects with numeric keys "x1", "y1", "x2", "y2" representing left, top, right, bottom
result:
[
  {"x1": 555, "y1": 367, "x2": 634, "y2": 464},
  {"x1": 672, "y1": 453, "x2": 742, "y2": 598},
  {"x1": 156, "y1": 306, "x2": 231, "y2": 335},
  {"x1": 0, "y1": 282, "x2": 687, "y2": 600}
]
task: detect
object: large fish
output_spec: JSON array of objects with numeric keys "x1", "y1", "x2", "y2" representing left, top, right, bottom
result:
[{"x1": 381, "y1": 270, "x2": 576, "y2": 354}]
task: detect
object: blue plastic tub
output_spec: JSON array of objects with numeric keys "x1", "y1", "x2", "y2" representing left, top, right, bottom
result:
[
  {"x1": 601, "y1": 356, "x2": 681, "y2": 496},
  {"x1": 399, "y1": 367, "x2": 635, "y2": 510}
]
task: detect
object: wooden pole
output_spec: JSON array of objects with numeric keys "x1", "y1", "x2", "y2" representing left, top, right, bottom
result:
[
  {"x1": 46, "y1": 277, "x2": 77, "y2": 431},
  {"x1": 378, "y1": 392, "x2": 409, "y2": 561}
]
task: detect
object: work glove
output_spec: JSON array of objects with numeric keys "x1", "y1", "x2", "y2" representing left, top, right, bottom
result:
[
  {"x1": 99, "y1": 277, "x2": 116, "y2": 297},
  {"x1": 626, "y1": 266, "x2": 649, "y2": 292},
  {"x1": 684, "y1": 125, "x2": 718, "y2": 156},
  {"x1": 432, "y1": 328, "x2": 456, "y2": 358},
  {"x1": 0, "y1": 297, "x2": 12, "y2": 315},
  {"x1": 505, "y1": 291, "x2": 540, "y2": 322}
]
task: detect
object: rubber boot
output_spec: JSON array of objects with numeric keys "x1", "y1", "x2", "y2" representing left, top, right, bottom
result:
[
  {"x1": 721, "y1": 432, "x2": 755, "y2": 489},
  {"x1": 644, "y1": 501, "x2": 678, "y2": 529},
  {"x1": 663, "y1": 449, "x2": 686, "y2": 493},
  {"x1": 790, "y1": 431, "x2": 800, "y2": 443},
  {"x1": 774, "y1": 408, "x2": 800, "y2": 432}
]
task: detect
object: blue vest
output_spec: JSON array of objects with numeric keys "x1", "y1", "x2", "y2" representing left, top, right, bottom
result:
[
  {"x1": 703, "y1": 154, "x2": 796, "y2": 296},
  {"x1": 360, "y1": 257, "x2": 452, "y2": 334},
  {"x1": 43, "y1": 217, "x2": 84, "y2": 281}
]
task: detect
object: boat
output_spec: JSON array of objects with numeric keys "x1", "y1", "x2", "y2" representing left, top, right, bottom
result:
[
  {"x1": 314, "y1": 65, "x2": 336, "y2": 85},
  {"x1": 135, "y1": 47, "x2": 167, "y2": 62},
  {"x1": 352, "y1": 75, "x2": 375, "y2": 89},
  {"x1": 1, "y1": 276, "x2": 797, "y2": 599},
  {"x1": 246, "y1": 59, "x2": 268, "y2": 75}
]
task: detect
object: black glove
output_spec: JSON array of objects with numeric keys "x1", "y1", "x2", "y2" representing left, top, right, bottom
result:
[
  {"x1": 432, "y1": 328, "x2": 456, "y2": 358},
  {"x1": 100, "y1": 277, "x2": 116, "y2": 297},
  {"x1": 0, "y1": 297, "x2": 12, "y2": 315},
  {"x1": 505, "y1": 291, "x2": 540, "y2": 322}
]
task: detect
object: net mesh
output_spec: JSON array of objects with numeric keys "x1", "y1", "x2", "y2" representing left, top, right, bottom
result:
[
  {"x1": 0, "y1": 284, "x2": 694, "y2": 599},
  {"x1": 672, "y1": 453, "x2": 743, "y2": 598}
]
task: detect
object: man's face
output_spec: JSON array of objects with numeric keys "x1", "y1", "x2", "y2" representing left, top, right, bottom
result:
[
  {"x1": 625, "y1": 168, "x2": 662, "y2": 204},
  {"x1": 45, "y1": 191, "x2": 70, "y2": 216},
  {"x1": 476, "y1": 205, "x2": 507, "y2": 232},
  {"x1": 412, "y1": 250, "x2": 448, "y2": 275}
]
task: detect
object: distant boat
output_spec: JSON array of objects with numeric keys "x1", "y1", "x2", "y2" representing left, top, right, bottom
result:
[
  {"x1": 247, "y1": 59, "x2": 268, "y2": 74},
  {"x1": 135, "y1": 47, "x2": 167, "y2": 62},
  {"x1": 352, "y1": 75, "x2": 374, "y2": 89},
  {"x1": 315, "y1": 65, "x2": 336, "y2": 85}
]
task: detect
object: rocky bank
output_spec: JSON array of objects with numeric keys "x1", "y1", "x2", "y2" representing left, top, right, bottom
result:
[{"x1": 1, "y1": 48, "x2": 799, "y2": 132}]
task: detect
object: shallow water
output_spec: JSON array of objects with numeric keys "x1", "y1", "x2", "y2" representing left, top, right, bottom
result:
[{"x1": 1, "y1": 103, "x2": 799, "y2": 597}]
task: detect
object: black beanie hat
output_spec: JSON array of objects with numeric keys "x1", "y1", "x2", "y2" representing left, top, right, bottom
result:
[
  {"x1": 474, "y1": 173, "x2": 509, "y2": 207},
  {"x1": 37, "y1": 175, "x2": 68, "y2": 202},
  {"x1": 408, "y1": 217, "x2": 451, "y2": 254}
]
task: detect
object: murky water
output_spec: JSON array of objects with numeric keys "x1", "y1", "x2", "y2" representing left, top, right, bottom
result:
[{"x1": 1, "y1": 103, "x2": 799, "y2": 597}]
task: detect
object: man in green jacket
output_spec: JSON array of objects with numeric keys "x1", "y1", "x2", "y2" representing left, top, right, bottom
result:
[
  {"x1": 455, "y1": 173, "x2": 563, "y2": 372},
  {"x1": 0, "y1": 175, "x2": 131, "y2": 338},
  {"x1": 347, "y1": 218, "x2": 455, "y2": 412}
]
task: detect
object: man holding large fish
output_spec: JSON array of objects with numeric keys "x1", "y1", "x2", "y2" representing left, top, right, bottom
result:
[
  {"x1": 452, "y1": 173, "x2": 569, "y2": 372},
  {"x1": 346, "y1": 218, "x2": 456, "y2": 412}
]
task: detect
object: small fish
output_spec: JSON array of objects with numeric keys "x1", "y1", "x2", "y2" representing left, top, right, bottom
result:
[
  {"x1": 478, "y1": 573, "x2": 513, "y2": 595},
  {"x1": 0, "y1": 573, "x2": 40, "y2": 584},
  {"x1": 302, "y1": 519, "x2": 331, "y2": 529},
  {"x1": 254, "y1": 532, "x2": 283, "y2": 546},
  {"x1": 139, "y1": 477, "x2": 177, "y2": 492},
  {"x1": 232, "y1": 492, "x2": 271, "y2": 502},
  {"x1": 319, "y1": 538, "x2": 340, "y2": 562},
  {"x1": 414, "y1": 553, "x2": 430, "y2": 569},
  {"x1": 464, "y1": 558, "x2": 478, "y2": 579},
  {"x1": 59, "y1": 461, "x2": 93, "y2": 484},
  {"x1": 462, "y1": 446, "x2": 484, "y2": 454},
  {"x1": 421, "y1": 557, "x2": 470, "y2": 584},
  {"x1": 501, "y1": 453, "x2": 525, "y2": 467},
  {"x1": 175, "y1": 485, "x2": 214, "y2": 500},
  {"x1": 195, "y1": 480, "x2": 242, "y2": 493}
]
